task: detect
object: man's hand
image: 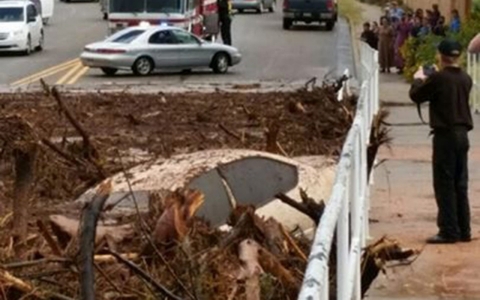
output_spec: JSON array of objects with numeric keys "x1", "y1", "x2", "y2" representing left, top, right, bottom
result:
[{"x1": 413, "y1": 66, "x2": 427, "y2": 81}]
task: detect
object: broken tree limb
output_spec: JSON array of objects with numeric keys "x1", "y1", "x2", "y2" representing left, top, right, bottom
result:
[
  {"x1": 276, "y1": 193, "x2": 325, "y2": 226},
  {"x1": 255, "y1": 240, "x2": 299, "y2": 299},
  {"x1": 153, "y1": 189, "x2": 204, "y2": 247},
  {"x1": 78, "y1": 180, "x2": 112, "y2": 300},
  {"x1": 49, "y1": 215, "x2": 134, "y2": 246},
  {"x1": 50, "y1": 87, "x2": 98, "y2": 160},
  {"x1": 236, "y1": 239, "x2": 263, "y2": 300},
  {"x1": 360, "y1": 237, "x2": 418, "y2": 297},
  {"x1": 0, "y1": 270, "x2": 73, "y2": 300},
  {"x1": 279, "y1": 223, "x2": 307, "y2": 263},
  {"x1": 107, "y1": 250, "x2": 183, "y2": 300},
  {"x1": 37, "y1": 220, "x2": 63, "y2": 257},
  {"x1": 12, "y1": 145, "x2": 37, "y2": 255},
  {"x1": 40, "y1": 137, "x2": 85, "y2": 167},
  {"x1": 0, "y1": 269, "x2": 49, "y2": 299},
  {"x1": 218, "y1": 123, "x2": 243, "y2": 142}
]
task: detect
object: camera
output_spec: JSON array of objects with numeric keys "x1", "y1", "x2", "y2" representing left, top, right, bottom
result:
[{"x1": 423, "y1": 64, "x2": 437, "y2": 76}]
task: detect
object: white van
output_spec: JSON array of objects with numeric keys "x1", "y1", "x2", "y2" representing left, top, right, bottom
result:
[
  {"x1": 30, "y1": 0, "x2": 53, "y2": 24},
  {"x1": 0, "y1": 0, "x2": 44, "y2": 55}
]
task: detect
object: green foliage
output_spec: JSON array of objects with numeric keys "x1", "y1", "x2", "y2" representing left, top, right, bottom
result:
[
  {"x1": 401, "y1": 13, "x2": 480, "y2": 81},
  {"x1": 401, "y1": 35, "x2": 442, "y2": 82}
]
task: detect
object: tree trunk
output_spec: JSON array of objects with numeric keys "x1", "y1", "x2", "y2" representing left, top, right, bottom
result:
[{"x1": 12, "y1": 147, "x2": 37, "y2": 249}]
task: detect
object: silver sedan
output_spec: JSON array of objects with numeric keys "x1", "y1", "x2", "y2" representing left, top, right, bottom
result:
[{"x1": 80, "y1": 25, "x2": 242, "y2": 76}]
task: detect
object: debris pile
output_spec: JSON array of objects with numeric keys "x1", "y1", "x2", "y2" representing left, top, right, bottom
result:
[{"x1": 0, "y1": 82, "x2": 417, "y2": 299}]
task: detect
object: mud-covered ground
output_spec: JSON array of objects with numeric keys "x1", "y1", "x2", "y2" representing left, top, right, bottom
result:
[
  {"x1": 0, "y1": 87, "x2": 355, "y2": 207},
  {"x1": 0, "y1": 88, "x2": 416, "y2": 300}
]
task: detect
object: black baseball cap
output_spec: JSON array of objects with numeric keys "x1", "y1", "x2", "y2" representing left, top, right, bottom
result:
[{"x1": 437, "y1": 39, "x2": 462, "y2": 57}]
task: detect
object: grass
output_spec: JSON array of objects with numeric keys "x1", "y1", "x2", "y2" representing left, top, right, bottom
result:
[{"x1": 338, "y1": 0, "x2": 363, "y2": 25}]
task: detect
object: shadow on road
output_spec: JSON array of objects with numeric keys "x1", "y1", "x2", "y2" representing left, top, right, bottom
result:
[{"x1": 89, "y1": 69, "x2": 238, "y2": 79}]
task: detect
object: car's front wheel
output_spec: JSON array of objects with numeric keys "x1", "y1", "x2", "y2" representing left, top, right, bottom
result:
[
  {"x1": 36, "y1": 31, "x2": 44, "y2": 51},
  {"x1": 101, "y1": 67, "x2": 118, "y2": 76},
  {"x1": 211, "y1": 52, "x2": 230, "y2": 74},
  {"x1": 23, "y1": 35, "x2": 32, "y2": 56},
  {"x1": 132, "y1": 56, "x2": 154, "y2": 76}
]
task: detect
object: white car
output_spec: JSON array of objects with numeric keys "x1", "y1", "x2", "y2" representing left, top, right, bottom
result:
[{"x1": 0, "y1": 0, "x2": 44, "y2": 55}]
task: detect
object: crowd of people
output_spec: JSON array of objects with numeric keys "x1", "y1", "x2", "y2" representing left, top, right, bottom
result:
[{"x1": 361, "y1": 1, "x2": 462, "y2": 74}]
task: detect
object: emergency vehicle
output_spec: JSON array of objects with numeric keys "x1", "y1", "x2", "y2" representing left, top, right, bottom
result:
[{"x1": 104, "y1": 0, "x2": 219, "y2": 40}]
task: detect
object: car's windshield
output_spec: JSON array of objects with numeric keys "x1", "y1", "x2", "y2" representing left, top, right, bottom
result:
[
  {"x1": 109, "y1": 0, "x2": 182, "y2": 14},
  {"x1": 0, "y1": 7, "x2": 24, "y2": 22},
  {"x1": 110, "y1": 29, "x2": 145, "y2": 43}
]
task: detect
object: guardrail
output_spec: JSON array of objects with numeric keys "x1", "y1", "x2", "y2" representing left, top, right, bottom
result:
[
  {"x1": 467, "y1": 52, "x2": 480, "y2": 113},
  {"x1": 298, "y1": 41, "x2": 379, "y2": 300}
]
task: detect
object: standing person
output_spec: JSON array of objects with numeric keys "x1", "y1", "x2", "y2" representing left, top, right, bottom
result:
[
  {"x1": 418, "y1": 17, "x2": 431, "y2": 37},
  {"x1": 372, "y1": 21, "x2": 380, "y2": 44},
  {"x1": 361, "y1": 22, "x2": 378, "y2": 50},
  {"x1": 394, "y1": 16, "x2": 412, "y2": 74},
  {"x1": 409, "y1": 39, "x2": 473, "y2": 244},
  {"x1": 425, "y1": 9, "x2": 434, "y2": 27},
  {"x1": 410, "y1": 16, "x2": 423, "y2": 37},
  {"x1": 389, "y1": 1, "x2": 404, "y2": 22},
  {"x1": 431, "y1": 4, "x2": 441, "y2": 27},
  {"x1": 450, "y1": 9, "x2": 461, "y2": 33},
  {"x1": 378, "y1": 17, "x2": 394, "y2": 73},
  {"x1": 415, "y1": 8, "x2": 424, "y2": 20},
  {"x1": 218, "y1": 0, "x2": 232, "y2": 45},
  {"x1": 433, "y1": 16, "x2": 447, "y2": 36}
]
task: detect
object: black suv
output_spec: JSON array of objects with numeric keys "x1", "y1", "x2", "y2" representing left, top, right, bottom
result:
[{"x1": 283, "y1": 0, "x2": 338, "y2": 31}]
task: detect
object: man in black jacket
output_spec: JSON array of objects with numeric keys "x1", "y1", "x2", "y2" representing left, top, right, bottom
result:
[
  {"x1": 409, "y1": 39, "x2": 473, "y2": 244},
  {"x1": 218, "y1": 0, "x2": 232, "y2": 45}
]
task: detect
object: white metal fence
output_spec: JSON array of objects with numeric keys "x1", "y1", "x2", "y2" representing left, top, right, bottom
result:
[
  {"x1": 298, "y1": 41, "x2": 379, "y2": 300},
  {"x1": 467, "y1": 52, "x2": 480, "y2": 113}
]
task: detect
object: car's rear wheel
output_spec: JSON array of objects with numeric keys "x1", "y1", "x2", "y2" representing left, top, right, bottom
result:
[
  {"x1": 283, "y1": 18, "x2": 292, "y2": 30},
  {"x1": 101, "y1": 67, "x2": 118, "y2": 76},
  {"x1": 132, "y1": 56, "x2": 154, "y2": 76},
  {"x1": 23, "y1": 35, "x2": 32, "y2": 56},
  {"x1": 211, "y1": 52, "x2": 230, "y2": 74},
  {"x1": 238, "y1": 9, "x2": 244, "y2": 13},
  {"x1": 257, "y1": 2, "x2": 264, "y2": 13},
  {"x1": 36, "y1": 31, "x2": 44, "y2": 51},
  {"x1": 325, "y1": 21, "x2": 335, "y2": 31}
]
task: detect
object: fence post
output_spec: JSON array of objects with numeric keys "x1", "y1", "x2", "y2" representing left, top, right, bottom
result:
[{"x1": 337, "y1": 176, "x2": 350, "y2": 300}]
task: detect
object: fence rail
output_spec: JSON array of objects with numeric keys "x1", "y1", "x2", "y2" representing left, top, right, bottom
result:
[
  {"x1": 298, "y1": 41, "x2": 379, "y2": 300},
  {"x1": 467, "y1": 52, "x2": 480, "y2": 113}
]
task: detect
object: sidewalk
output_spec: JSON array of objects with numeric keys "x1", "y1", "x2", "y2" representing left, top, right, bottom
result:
[{"x1": 354, "y1": 2, "x2": 480, "y2": 299}]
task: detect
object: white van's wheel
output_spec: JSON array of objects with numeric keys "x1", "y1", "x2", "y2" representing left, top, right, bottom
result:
[
  {"x1": 36, "y1": 31, "x2": 44, "y2": 51},
  {"x1": 23, "y1": 36, "x2": 32, "y2": 56},
  {"x1": 42, "y1": 18, "x2": 49, "y2": 25}
]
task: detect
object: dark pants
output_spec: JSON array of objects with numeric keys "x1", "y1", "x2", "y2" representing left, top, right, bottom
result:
[
  {"x1": 433, "y1": 128, "x2": 470, "y2": 239},
  {"x1": 220, "y1": 17, "x2": 232, "y2": 46}
]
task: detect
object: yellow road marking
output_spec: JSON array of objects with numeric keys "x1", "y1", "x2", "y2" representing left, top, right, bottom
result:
[
  {"x1": 66, "y1": 66, "x2": 89, "y2": 85},
  {"x1": 55, "y1": 62, "x2": 83, "y2": 85},
  {"x1": 11, "y1": 58, "x2": 80, "y2": 86}
]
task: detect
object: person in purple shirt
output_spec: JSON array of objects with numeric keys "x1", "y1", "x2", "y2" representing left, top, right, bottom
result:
[{"x1": 394, "y1": 15, "x2": 412, "y2": 73}]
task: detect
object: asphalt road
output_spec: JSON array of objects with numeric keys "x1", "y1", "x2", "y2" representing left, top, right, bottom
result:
[{"x1": 1, "y1": 0, "x2": 352, "y2": 88}]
